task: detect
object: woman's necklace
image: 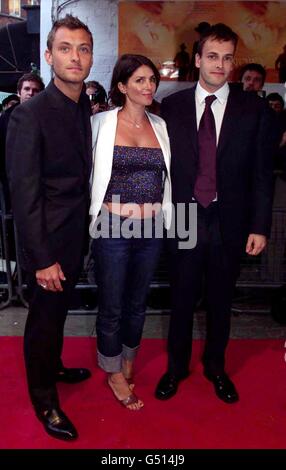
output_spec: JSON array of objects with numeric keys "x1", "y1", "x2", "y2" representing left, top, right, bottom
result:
[{"x1": 120, "y1": 115, "x2": 145, "y2": 129}]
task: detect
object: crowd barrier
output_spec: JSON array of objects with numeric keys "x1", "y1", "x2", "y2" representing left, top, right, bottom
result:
[
  {"x1": 1, "y1": 183, "x2": 285, "y2": 317},
  {"x1": 0, "y1": 182, "x2": 27, "y2": 310}
]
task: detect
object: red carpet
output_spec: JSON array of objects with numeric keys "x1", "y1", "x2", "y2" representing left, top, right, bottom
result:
[{"x1": 0, "y1": 337, "x2": 286, "y2": 449}]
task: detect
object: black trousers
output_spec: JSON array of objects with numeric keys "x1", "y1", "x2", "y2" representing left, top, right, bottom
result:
[
  {"x1": 24, "y1": 271, "x2": 79, "y2": 411},
  {"x1": 167, "y1": 203, "x2": 243, "y2": 378}
]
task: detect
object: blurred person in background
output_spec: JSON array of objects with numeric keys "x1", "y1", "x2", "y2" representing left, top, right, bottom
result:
[
  {"x1": 240, "y1": 63, "x2": 266, "y2": 93},
  {"x1": 85, "y1": 80, "x2": 108, "y2": 114},
  {"x1": 1, "y1": 94, "x2": 20, "y2": 112},
  {"x1": 1, "y1": 74, "x2": 44, "y2": 208},
  {"x1": 189, "y1": 22, "x2": 211, "y2": 82},
  {"x1": 275, "y1": 45, "x2": 286, "y2": 83},
  {"x1": 17, "y1": 72, "x2": 45, "y2": 103}
]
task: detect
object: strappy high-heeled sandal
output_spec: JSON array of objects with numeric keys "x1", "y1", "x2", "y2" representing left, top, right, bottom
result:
[{"x1": 107, "y1": 376, "x2": 143, "y2": 410}]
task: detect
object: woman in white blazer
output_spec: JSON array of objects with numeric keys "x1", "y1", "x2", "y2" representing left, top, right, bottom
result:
[{"x1": 90, "y1": 54, "x2": 171, "y2": 410}]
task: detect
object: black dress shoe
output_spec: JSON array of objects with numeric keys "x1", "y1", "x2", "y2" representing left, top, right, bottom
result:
[
  {"x1": 56, "y1": 367, "x2": 91, "y2": 384},
  {"x1": 204, "y1": 371, "x2": 239, "y2": 404},
  {"x1": 155, "y1": 372, "x2": 189, "y2": 400},
  {"x1": 36, "y1": 407, "x2": 78, "y2": 441}
]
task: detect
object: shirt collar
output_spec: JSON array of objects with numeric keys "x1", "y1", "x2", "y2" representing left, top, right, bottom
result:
[
  {"x1": 50, "y1": 79, "x2": 85, "y2": 109},
  {"x1": 196, "y1": 81, "x2": 229, "y2": 105}
]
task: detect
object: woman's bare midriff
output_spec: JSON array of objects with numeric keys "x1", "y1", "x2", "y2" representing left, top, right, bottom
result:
[{"x1": 103, "y1": 202, "x2": 162, "y2": 219}]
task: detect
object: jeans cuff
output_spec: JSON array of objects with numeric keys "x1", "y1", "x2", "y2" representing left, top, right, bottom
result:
[
  {"x1": 122, "y1": 344, "x2": 140, "y2": 361},
  {"x1": 97, "y1": 349, "x2": 122, "y2": 373}
]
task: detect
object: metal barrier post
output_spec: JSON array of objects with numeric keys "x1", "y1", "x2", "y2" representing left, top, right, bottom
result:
[{"x1": 0, "y1": 182, "x2": 14, "y2": 309}]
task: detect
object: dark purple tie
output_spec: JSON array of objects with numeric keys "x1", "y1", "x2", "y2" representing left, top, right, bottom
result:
[{"x1": 194, "y1": 94, "x2": 217, "y2": 208}]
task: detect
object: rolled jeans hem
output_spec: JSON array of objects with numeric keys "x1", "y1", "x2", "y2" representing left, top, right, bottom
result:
[
  {"x1": 97, "y1": 345, "x2": 140, "y2": 373},
  {"x1": 97, "y1": 350, "x2": 122, "y2": 373},
  {"x1": 122, "y1": 343, "x2": 139, "y2": 361}
]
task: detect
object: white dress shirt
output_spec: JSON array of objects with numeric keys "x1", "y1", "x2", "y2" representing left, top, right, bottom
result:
[{"x1": 195, "y1": 81, "x2": 229, "y2": 144}]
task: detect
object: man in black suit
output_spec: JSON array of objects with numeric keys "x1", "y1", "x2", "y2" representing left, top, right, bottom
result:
[
  {"x1": 1, "y1": 74, "x2": 44, "y2": 208},
  {"x1": 6, "y1": 15, "x2": 93, "y2": 440},
  {"x1": 155, "y1": 24, "x2": 276, "y2": 404}
]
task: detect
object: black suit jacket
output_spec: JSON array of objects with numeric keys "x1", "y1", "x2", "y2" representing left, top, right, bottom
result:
[
  {"x1": 161, "y1": 85, "x2": 276, "y2": 246},
  {"x1": 0, "y1": 103, "x2": 19, "y2": 207},
  {"x1": 6, "y1": 81, "x2": 92, "y2": 273}
]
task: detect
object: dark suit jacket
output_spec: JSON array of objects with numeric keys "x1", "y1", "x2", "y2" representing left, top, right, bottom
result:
[
  {"x1": 161, "y1": 85, "x2": 276, "y2": 246},
  {"x1": 0, "y1": 103, "x2": 19, "y2": 207},
  {"x1": 6, "y1": 81, "x2": 92, "y2": 274}
]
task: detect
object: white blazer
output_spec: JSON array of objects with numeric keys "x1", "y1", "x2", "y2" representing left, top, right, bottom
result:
[{"x1": 89, "y1": 107, "x2": 172, "y2": 235}]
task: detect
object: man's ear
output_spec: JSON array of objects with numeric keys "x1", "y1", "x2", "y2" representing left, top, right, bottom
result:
[
  {"x1": 44, "y1": 49, "x2": 53, "y2": 66},
  {"x1": 195, "y1": 53, "x2": 201, "y2": 69}
]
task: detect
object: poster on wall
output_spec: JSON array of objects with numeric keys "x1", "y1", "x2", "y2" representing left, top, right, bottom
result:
[{"x1": 119, "y1": 1, "x2": 286, "y2": 82}]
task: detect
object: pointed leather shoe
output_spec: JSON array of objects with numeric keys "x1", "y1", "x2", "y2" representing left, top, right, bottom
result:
[
  {"x1": 36, "y1": 407, "x2": 78, "y2": 441},
  {"x1": 155, "y1": 372, "x2": 189, "y2": 400},
  {"x1": 56, "y1": 367, "x2": 91, "y2": 384},
  {"x1": 204, "y1": 371, "x2": 239, "y2": 404}
]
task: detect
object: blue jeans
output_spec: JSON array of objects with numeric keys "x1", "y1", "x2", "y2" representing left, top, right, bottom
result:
[{"x1": 92, "y1": 210, "x2": 163, "y2": 372}]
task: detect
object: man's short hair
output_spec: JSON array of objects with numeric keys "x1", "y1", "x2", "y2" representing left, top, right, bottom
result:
[
  {"x1": 197, "y1": 23, "x2": 238, "y2": 56},
  {"x1": 17, "y1": 73, "x2": 45, "y2": 94},
  {"x1": 239, "y1": 63, "x2": 266, "y2": 84},
  {"x1": 266, "y1": 92, "x2": 284, "y2": 108},
  {"x1": 47, "y1": 14, "x2": 93, "y2": 51}
]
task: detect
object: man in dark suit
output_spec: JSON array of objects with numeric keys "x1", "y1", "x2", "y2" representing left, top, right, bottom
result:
[
  {"x1": 155, "y1": 24, "x2": 276, "y2": 404},
  {"x1": 6, "y1": 15, "x2": 93, "y2": 440},
  {"x1": 1, "y1": 74, "x2": 44, "y2": 208}
]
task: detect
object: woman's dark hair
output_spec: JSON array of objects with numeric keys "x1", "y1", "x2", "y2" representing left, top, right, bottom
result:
[
  {"x1": 85, "y1": 80, "x2": 107, "y2": 104},
  {"x1": 109, "y1": 54, "x2": 160, "y2": 107}
]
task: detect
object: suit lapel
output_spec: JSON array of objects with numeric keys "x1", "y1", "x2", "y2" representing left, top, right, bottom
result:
[
  {"x1": 217, "y1": 90, "x2": 242, "y2": 158},
  {"x1": 180, "y1": 87, "x2": 198, "y2": 158}
]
